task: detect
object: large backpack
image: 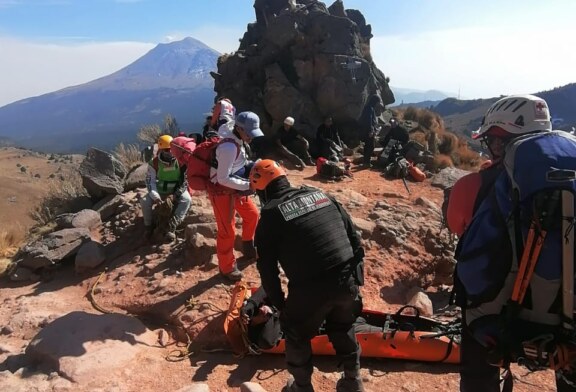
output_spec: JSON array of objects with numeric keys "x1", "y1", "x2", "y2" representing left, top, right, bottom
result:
[
  {"x1": 170, "y1": 135, "x2": 239, "y2": 192},
  {"x1": 456, "y1": 131, "x2": 576, "y2": 369},
  {"x1": 316, "y1": 157, "x2": 347, "y2": 180}
]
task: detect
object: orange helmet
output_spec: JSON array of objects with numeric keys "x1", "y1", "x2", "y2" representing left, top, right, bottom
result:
[{"x1": 249, "y1": 159, "x2": 286, "y2": 190}]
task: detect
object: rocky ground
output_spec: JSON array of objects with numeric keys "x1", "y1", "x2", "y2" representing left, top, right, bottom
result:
[{"x1": 0, "y1": 162, "x2": 558, "y2": 392}]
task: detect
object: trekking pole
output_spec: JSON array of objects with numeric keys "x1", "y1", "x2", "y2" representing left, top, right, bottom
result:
[{"x1": 402, "y1": 177, "x2": 411, "y2": 195}]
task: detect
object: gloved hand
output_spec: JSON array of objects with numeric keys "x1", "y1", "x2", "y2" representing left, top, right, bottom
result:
[{"x1": 241, "y1": 299, "x2": 258, "y2": 321}]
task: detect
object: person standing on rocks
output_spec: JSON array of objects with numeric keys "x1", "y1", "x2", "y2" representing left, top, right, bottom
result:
[
  {"x1": 358, "y1": 94, "x2": 383, "y2": 168},
  {"x1": 250, "y1": 159, "x2": 365, "y2": 392},
  {"x1": 209, "y1": 112, "x2": 261, "y2": 282},
  {"x1": 275, "y1": 116, "x2": 315, "y2": 170},
  {"x1": 316, "y1": 116, "x2": 345, "y2": 162},
  {"x1": 141, "y1": 134, "x2": 191, "y2": 242}
]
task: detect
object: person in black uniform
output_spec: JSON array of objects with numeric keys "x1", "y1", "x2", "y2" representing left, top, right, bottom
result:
[
  {"x1": 358, "y1": 94, "x2": 383, "y2": 167},
  {"x1": 380, "y1": 118, "x2": 409, "y2": 152},
  {"x1": 316, "y1": 116, "x2": 345, "y2": 162},
  {"x1": 249, "y1": 159, "x2": 365, "y2": 392},
  {"x1": 275, "y1": 116, "x2": 315, "y2": 169}
]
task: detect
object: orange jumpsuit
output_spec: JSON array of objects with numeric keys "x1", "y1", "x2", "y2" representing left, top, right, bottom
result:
[
  {"x1": 208, "y1": 128, "x2": 259, "y2": 274},
  {"x1": 446, "y1": 172, "x2": 483, "y2": 236}
]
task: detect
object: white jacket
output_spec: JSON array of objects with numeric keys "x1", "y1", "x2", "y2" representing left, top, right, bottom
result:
[{"x1": 210, "y1": 124, "x2": 250, "y2": 191}]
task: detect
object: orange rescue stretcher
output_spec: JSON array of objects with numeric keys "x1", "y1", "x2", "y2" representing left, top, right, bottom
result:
[{"x1": 224, "y1": 282, "x2": 460, "y2": 364}]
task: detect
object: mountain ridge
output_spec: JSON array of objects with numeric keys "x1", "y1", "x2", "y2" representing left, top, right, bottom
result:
[{"x1": 0, "y1": 37, "x2": 219, "y2": 153}]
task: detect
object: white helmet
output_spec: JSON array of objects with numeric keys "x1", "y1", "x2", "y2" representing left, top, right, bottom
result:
[
  {"x1": 472, "y1": 94, "x2": 551, "y2": 139},
  {"x1": 284, "y1": 116, "x2": 295, "y2": 126}
]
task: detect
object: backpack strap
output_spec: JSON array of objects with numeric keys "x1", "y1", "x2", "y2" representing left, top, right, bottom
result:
[
  {"x1": 561, "y1": 191, "x2": 575, "y2": 331},
  {"x1": 511, "y1": 191, "x2": 560, "y2": 305}
]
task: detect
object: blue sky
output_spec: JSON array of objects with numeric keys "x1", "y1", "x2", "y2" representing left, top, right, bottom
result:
[{"x1": 0, "y1": 0, "x2": 575, "y2": 106}]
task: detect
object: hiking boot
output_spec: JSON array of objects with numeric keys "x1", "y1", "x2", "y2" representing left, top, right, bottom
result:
[
  {"x1": 221, "y1": 267, "x2": 243, "y2": 282},
  {"x1": 242, "y1": 240, "x2": 257, "y2": 261},
  {"x1": 284, "y1": 376, "x2": 315, "y2": 392},
  {"x1": 336, "y1": 375, "x2": 365, "y2": 392},
  {"x1": 164, "y1": 230, "x2": 176, "y2": 242}
]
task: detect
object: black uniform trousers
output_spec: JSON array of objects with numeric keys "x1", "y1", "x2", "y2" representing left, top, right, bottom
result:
[
  {"x1": 362, "y1": 136, "x2": 375, "y2": 165},
  {"x1": 282, "y1": 279, "x2": 362, "y2": 387}
]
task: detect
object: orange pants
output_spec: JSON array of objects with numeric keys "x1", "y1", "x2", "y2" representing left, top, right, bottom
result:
[{"x1": 208, "y1": 193, "x2": 259, "y2": 274}]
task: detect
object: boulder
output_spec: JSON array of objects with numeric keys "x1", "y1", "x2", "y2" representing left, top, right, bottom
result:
[
  {"x1": 25, "y1": 311, "x2": 158, "y2": 384},
  {"x1": 18, "y1": 228, "x2": 91, "y2": 270},
  {"x1": 431, "y1": 167, "x2": 470, "y2": 190},
  {"x1": 352, "y1": 217, "x2": 375, "y2": 239},
  {"x1": 185, "y1": 223, "x2": 218, "y2": 240},
  {"x1": 55, "y1": 209, "x2": 101, "y2": 230},
  {"x1": 79, "y1": 148, "x2": 126, "y2": 200},
  {"x1": 75, "y1": 241, "x2": 106, "y2": 273},
  {"x1": 93, "y1": 194, "x2": 123, "y2": 221},
  {"x1": 240, "y1": 382, "x2": 268, "y2": 392},
  {"x1": 185, "y1": 230, "x2": 217, "y2": 267},
  {"x1": 9, "y1": 267, "x2": 34, "y2": 282},
  {"x1": 71, "y1": 209, "x2": 102, "y2": 229},
  {"x1": 405, "y1": 287, "x2": 434, "y2": 317},
  {"x1": 124, "y1": 163, "x2": 148, "y2": 192}
]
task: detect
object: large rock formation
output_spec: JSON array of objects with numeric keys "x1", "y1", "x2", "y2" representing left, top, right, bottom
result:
[{"x1": 213, "y1": 0, "x2": 394, "y2": 144}]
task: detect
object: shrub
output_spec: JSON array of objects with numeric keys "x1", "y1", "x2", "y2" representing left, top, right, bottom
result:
[
  {"x1": 20, "y1": 166, "x2": 26, "y2": 173},
  {"x1": 114, "y1": 142, "x2": 143, "y2": 170},
  {"x1": 137, "y1": 124, "x2": 162, "y2": 144},
  {"x1": 431, "y1": 154, "x2": 454, "y2": 171},
  {"x1": 0, "y1": 226, "x2": 24, "y2": 258},
  {"x1": 30, "y1": 171, "x2": 88, "y2": 226}
]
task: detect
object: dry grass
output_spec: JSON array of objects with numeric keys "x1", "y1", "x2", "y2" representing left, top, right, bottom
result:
[
  {"x1": 0, "y1": 226, "x2": 25, "y2": 276},
  {"x1": 401, "y1": 107, "x2": 445, "y2": 133},
  {"x1": 114, "y1": 142, "x2": 143, "y2": 170},
  {"x1": 137, "y1": 124, "x2": 162, "y2": 145},
  {"x1": 30, "y1": 171, "x2": 88, "y2": 226},
  {"x1": 0, "y1": 258, "x2": 11, "y2": 276},
  {"x1": 0, "y1": 226, "x2": 24, "y2": 258},
  {"x1": 398, "y1": 107, "x2": 482, "y2": 170}
]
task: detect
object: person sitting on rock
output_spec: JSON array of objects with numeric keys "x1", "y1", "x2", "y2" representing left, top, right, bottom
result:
[
  {"x1": 380, "y1": 118, "x2": 409, "y2": 152},
  {"x1": 275, "y1": 116, "x2": 315, "y2": 169},
  {"x1": 140, "y1": 134, "x2": 191, "y2": 242},
  {"x1": 316, "y1": 116, "x2": 345, "y2": 162}
]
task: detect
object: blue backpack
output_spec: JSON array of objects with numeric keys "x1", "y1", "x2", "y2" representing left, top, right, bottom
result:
[{"x1": 456, "y1": 131, "x2": 576, "y2": 368}]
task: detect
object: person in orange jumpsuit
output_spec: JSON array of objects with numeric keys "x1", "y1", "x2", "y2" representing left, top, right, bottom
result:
[{"x1": 209, "y1": 111, "x2": 262, "y2": 281}]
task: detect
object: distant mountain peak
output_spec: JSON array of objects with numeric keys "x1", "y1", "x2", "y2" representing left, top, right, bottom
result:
[{"x1": 78, "y1": 36, "x2": 219, "y2": 91}]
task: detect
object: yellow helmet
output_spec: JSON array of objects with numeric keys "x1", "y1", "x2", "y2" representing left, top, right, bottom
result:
[{"x1": 158, "y1": 135, "x2": 173, "y2": 150}]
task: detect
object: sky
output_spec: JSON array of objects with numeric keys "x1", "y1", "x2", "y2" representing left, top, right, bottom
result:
[{"x1": 0, "y1": 0, "x2": 575, "y2": 107}]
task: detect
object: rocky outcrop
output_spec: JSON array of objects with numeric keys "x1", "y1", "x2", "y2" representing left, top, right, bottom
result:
[
  {"x1": 431, "y1": 167, "x2": 470, "y2": 190},
  {"x1": 124, "y1": 163, "x2": 148, "y2": 192},
  {"x1": 16, "y1": 228, "x2": 92, "y2": 271},
  {"x1": 55, "y1": 209, "x2": 102, "y2": 230},
  {"x1": 80, "y1": 148, "x2": 126, "y2": 200},
  {"x1": 75, "y1": 241, "x2": 106, "y2": 273},
  {"x1": 213, "y1": 0, "x2": 394, "y2": 144}
]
